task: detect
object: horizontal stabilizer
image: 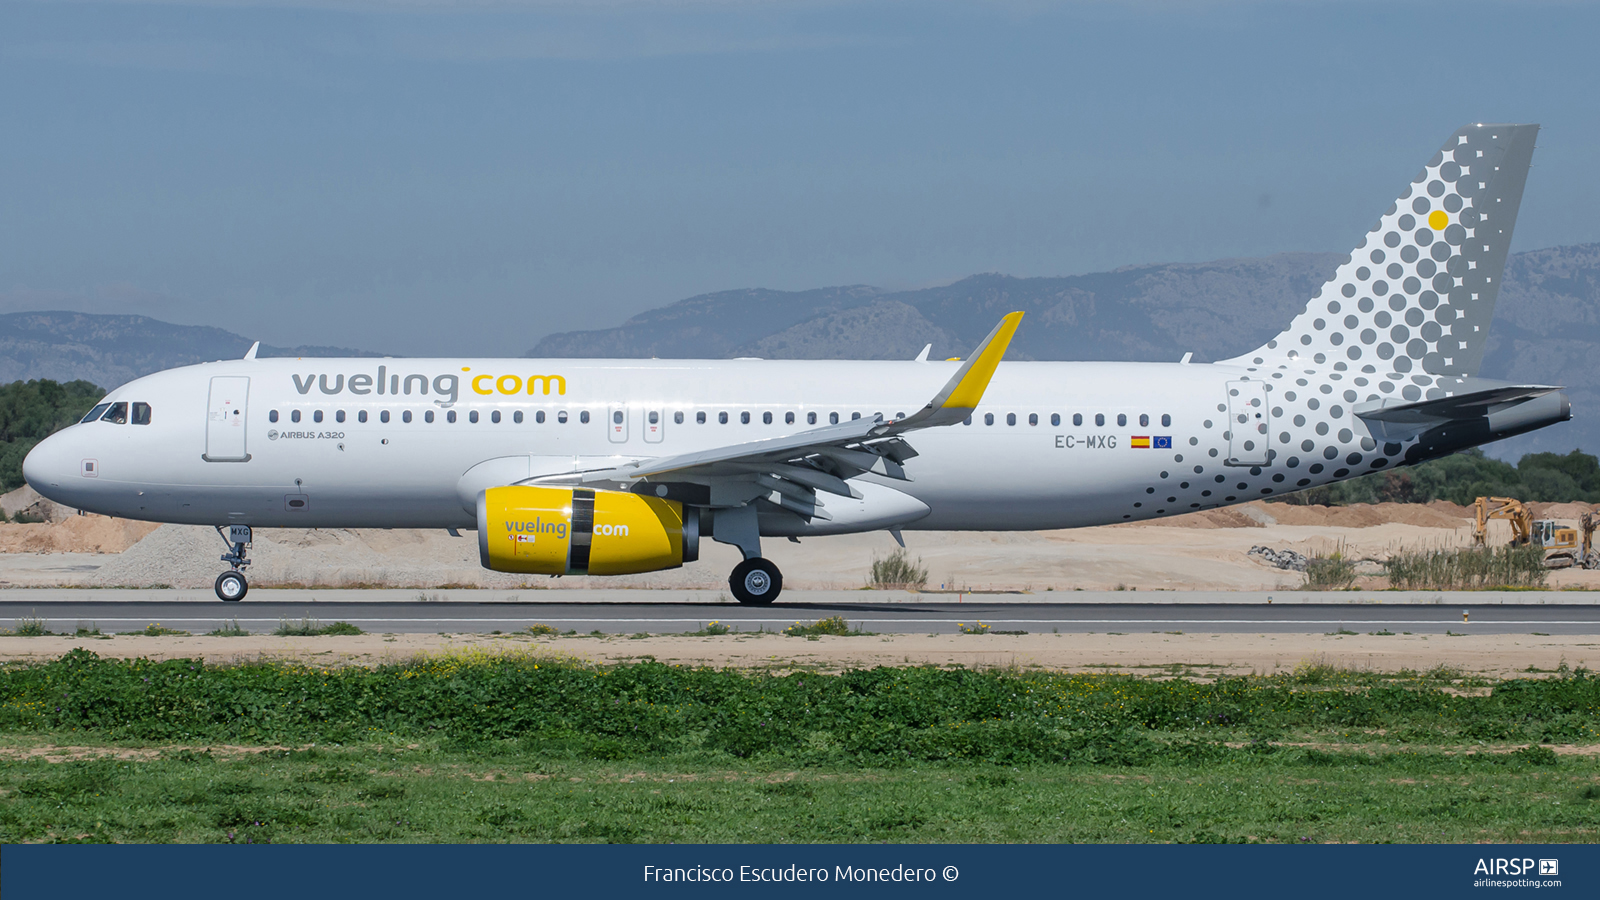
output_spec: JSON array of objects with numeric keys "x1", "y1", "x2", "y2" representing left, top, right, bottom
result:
[{"x1": 1353, "y1": 385, "x2": 1561, "y2": 424}]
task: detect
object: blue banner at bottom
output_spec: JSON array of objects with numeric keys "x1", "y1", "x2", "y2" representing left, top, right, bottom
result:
[{"x1": 3, "y1": 843, "x2": 1593, "y2": 899}]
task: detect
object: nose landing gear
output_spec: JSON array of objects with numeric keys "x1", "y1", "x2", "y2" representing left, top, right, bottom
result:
[{"x1": 213, "y1": 524, "x2": 252, "y2": 602}]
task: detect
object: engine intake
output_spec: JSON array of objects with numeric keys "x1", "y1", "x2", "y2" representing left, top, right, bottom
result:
[{"x1": 477, "y1": 485, "x2": 698, "y2": 575}]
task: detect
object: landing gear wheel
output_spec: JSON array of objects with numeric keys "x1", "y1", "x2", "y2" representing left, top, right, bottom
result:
[
  {"x1": 215, "y1": 571, "x2": 248, "y2": 602},
  {"x1": 729, "y1": 557, "x2": 782, "y2": 606}
]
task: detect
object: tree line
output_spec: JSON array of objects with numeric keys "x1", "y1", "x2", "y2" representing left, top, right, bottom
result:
[
  {"x1": 1278, "y1": 448, "x2": 1600, "y2": 507},
  {"x1": 0, "y1": 379, "x2": 104, "y2": 493}
]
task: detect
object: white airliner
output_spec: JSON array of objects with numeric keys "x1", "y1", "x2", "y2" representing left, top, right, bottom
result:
[{"x1": 24, "y1": 124, "x2": 1568, "y2": 604}]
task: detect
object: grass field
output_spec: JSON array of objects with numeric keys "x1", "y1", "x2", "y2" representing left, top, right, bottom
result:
[{"x1": 1, "y1": 649, "x2": 1597, "y2": 844}]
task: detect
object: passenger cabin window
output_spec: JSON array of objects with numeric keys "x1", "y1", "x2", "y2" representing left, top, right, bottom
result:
[
  {"x1": 1162, "y1": 414, "x2": 1172, "y2": 427},
  {"x1": 1094, "y1": 414, "x2": 1105, "y2": 426},
  {"x1": 851, "y1": 412, "x2": 861, "y2": 420},
  {"x1": 1050, "y1": 413, "x2": 1060, "y2": 426},
  {"x1": 829, "y1": 412, "x2": 839, "y2": 425},
  {"x1": 719, "y1": 412, "x2": 729, "y2": 424},
  {"x1": 470, "y1": 411, "x2": 480, "y2": 424},
  {"x1": 291, "y1": 410, "x2": 301, "y2": 423},
  {"x1": 380, "y1": 410, "x2": 391, "y2": 423},
  {"x1": 101, "y1": 402, "x2": 128, "y2": 424},
  {"x1": 785, "y1": 412, "x2": 794, "y2": 425},
  {"x1": 424, "y1": 410, "x2": 434, "y2": 423},
  {"x1": 763, "y1": 412, "x2": 773, "y2": 425},
  {"x1": 696, "y1": 412, "x2": 706, "y2": 424},
  {"x1": 336, "y1": 410, "x2": 346, "y2": 423},
  {"x1": 1073, "y1": 413, "x2": 1083, "y2": 426},
  {"x1": 314, "y1": 410, "x2": 324, "y2": 423},
  {"x1": 579, "y1": 411, "x2": 590, "y2": 424},
  {"x1": 268, "y1": 409, "x2": 279, "y2": 423},
  {"x1": 807, "y1": 412, "x2": 817, "y2": 425},
  {"x1": 740, "y1": 412, "x2": 750, "y2": 425},
  {"x1": 674, "y1": 411, "x2": 684, "y2": 425},
  {"x1": 1006, "y1": 413, "x2": 1016, "y2": 426},
  {"x1": 513, "y1": 411, "x2": 523, "y2": 424},
  {"x1": 403, "y1": 410, "x2": 413, "y2": 423},
  {"x1": 984, "y1": 413, "x2": 994, "y2": 425},
  {"x1": 81, "y1": 403, "x2": 111, "y2": 424},
  {"x1": 648, "y1": 411, "x2": 659, "y2": 424},
  {"x1": 557, "y1": 411, "x2": 568, "y2": 424},
  {"x1": 447, "y1": 410, "x2": 457, "y2": 423},
  {"x1": 131, "y1": 402, "x2": 151, "y2": 425},
  {"x1": 614, "y1": 410, "x2": 624, "y2": 424},
  {"x1": 358, "y1": 411, "x2": 368, "y2": 423},
  {"x1": 1117, "y1": 413, "x2": 1127, "y2": 427},
  {"x1": 491, "y1": 410, "x2": 501, "y2": 424},
  {"x1": 1139, "y1": 413, "x2": 1149, "y2": 427},
  {"x1": 1028, "y1": 413, "x2": 1038, "y2": 426}
]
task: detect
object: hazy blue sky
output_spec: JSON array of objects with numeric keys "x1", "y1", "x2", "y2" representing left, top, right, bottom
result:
[{"x1": 1, "y1": 1, "x2": 1596, "y2": 356}]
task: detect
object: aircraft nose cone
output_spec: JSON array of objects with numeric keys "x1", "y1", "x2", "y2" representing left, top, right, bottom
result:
[{"x1": 22, "y1": 431, "x2": 79, "y2": 502}]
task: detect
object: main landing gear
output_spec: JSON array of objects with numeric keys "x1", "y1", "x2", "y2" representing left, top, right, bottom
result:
[
  {"x1": 729, "y1": 557, "x2": 782, "y2": 606},
  {"x1": 213, "y1": 524, "x2": 252, "y2": 602}
]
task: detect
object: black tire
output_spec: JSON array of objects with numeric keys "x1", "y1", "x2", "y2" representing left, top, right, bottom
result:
[
  {"x1": 215, "y1": 571, "x2": 248, "y2": 602},
  {"x1": 729, "y1": 557, "x2": 782, "y2": 606}
]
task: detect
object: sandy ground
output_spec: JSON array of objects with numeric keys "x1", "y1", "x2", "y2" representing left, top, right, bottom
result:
[
  {"x1": 4, "y1": 631, "x2": 1594, "y2": 677},
  {"x1": 1, "y1": 498, "x2": 1597, "y2": 592}
]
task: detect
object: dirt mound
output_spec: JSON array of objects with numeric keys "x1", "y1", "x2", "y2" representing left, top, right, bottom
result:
[
  {"x1": 0, "y1": 517, "x2": 160, "y2": 553},
  {"x1": 1529, "y1": 501, "x2": 1600, "y2": 521},
  {"x1": 1265, "y1": 501, "x2": 1468, "y2": 529},
  {"x1": 1128, "y1": 501, "x2": 1469, "y2": 530},
  {"x1": 1129, "y1": 507, "x2": 1265, "y2": 529}
]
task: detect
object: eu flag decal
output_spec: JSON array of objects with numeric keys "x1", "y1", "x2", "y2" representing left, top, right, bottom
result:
[
  {"x1": 1129, "y1": 436, "x2": 1151, "y2": 448},
  {"x1": 1152, "y1": 436, "x2": 1173, "y2": 449}
]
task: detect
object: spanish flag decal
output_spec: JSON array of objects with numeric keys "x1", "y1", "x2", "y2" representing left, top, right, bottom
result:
[{"x1": 1130, "y1": 436, "x2": 1151, "y2": 449}]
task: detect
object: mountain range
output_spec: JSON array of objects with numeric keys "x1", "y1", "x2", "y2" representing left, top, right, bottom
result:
[
  {"x1": 0, "y1": 312, "x2": 379, "y2": 392},
  {"x1": 3, "y1": 244, "x2": 1595, "y2": 459}
]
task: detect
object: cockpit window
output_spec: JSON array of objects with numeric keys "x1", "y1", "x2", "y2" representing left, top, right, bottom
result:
[
  {"x1": 81, "y1": 403, "x2": 111, "y2": 424},
  {"x1": 131, "y1": 402, "x2": 152, "y2": 425},
  {"x1": 100, "y1": 402, "x2": 129, "y2": 424}
]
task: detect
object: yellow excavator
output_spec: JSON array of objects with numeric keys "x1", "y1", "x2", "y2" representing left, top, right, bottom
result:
[{"x1": 1472, "y1": 496, "x2": 1598, "y2": 568}]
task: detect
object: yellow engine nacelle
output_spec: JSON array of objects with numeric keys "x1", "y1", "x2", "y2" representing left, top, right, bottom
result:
[{"x1": 477, "y1": 485, "x2": 699, "y2": 576}]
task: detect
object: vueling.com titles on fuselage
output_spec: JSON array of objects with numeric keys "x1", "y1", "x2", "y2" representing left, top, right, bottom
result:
[{"x1": 290, "y1": 367, "x2": 567, "y2": 405}]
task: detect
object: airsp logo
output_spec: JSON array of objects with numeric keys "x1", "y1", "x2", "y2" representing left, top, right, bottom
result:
[
  {"x1": 267, "y1": 430, "x2": 279, "y2": 441},
  {"x1": 1540, "y1": 860, "x2": 1559, "y2": 876}
]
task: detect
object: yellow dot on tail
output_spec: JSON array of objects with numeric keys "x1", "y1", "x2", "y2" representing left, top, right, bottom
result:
[{"x1": 1428, "y1": 210, "x2": 1448, "y2": 230}]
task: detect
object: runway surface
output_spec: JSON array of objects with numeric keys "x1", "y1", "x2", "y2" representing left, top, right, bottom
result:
[{"x1": 5, "y1": 597, "x2": 1599, "y2": 635}]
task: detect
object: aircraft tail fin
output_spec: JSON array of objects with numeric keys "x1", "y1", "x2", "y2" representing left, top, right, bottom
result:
[{"x1": 1222, "y1": 124, "x2": 1538, "y2": 377}]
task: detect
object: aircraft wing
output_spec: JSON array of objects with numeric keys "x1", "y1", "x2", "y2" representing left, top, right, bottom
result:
[{"x1": 540, "y1": 312, "x2": 1024, "y2": 521}]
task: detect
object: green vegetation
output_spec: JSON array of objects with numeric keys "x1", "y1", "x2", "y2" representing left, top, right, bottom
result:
[
  {"x1": 691, "y1": 621, "x2": 732, "y2": 636},
  {"x1": 958, "y1": 622, "x2": 992, "y2": 635},
  {"x1": 1301, "y1": 551, "x2": 1357, "y2": 590},
  {"x1": 1277, "y1": 447, "x2": 1600, "y2": 506},
  {"x1": 272, "y1": 618, "x2": 362, "y2": 637},
  {"x1": 10, "y1": 615, "x2": 49, "y2": 637},
  {"x1": 1384, "y1": 545, "x2": 1549, "y2": 591},
  {"x1": 206, "y1": 619, "x2": 249, "y2": 638},
  {"x1": 0, "y1": 379, "x2": 105, "y2": 492},
  {"x1": 525, "y1": 624, "x2": 559, "y2": 636},
  {"x1": 0, "y1": 651, "x2": 1595, "y2": 843},
  {"x1": 869, "y1": 548, "x2": 928, "y2": 590},
  {"x1": 783, "y1": 616, "x2": 856, "y2": 637},
  {"x1": 118, "y1": 624, "x2": 191, "y2": 637}
]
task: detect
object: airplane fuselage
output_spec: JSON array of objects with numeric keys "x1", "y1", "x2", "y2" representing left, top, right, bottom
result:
[{"x1": 23, "y1": 356, "x2": 1549, "y2": 534}]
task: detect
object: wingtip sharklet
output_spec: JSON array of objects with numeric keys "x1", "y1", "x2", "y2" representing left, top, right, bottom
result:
[{"x1": 890, "y1": 311, "x2": 1023, "y2": 432}]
